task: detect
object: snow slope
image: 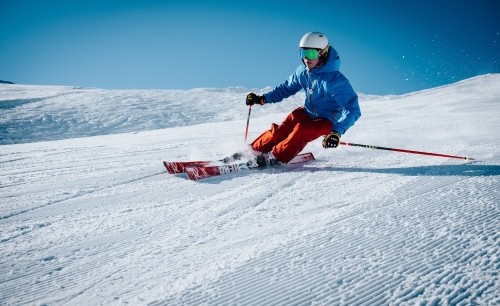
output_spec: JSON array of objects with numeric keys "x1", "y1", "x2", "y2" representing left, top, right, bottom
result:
[{"x1": 1, "y1": 75, "x2": 499, "y2": 305}]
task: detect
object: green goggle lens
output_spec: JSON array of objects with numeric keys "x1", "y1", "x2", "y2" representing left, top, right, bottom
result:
[{"x1": 300, "y1": 48, "x2": 320, "y2": 60}]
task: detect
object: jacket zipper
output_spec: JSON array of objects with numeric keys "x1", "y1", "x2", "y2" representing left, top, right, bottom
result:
[{"x1": 307, "y1": 71, "x2": 316, "y2": 116}]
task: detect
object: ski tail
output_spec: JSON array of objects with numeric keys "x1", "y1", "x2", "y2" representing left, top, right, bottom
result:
[{"x1": 186, "y1": 152, "x2": 315, "y2": 180}]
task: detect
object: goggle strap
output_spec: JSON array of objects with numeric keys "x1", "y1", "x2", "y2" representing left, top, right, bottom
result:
[{"x1": 321, "y1": 45, "x2": 329, "y2": 55}]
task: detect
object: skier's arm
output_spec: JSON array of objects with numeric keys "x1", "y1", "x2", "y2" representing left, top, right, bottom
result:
[
  {"x1": 332, "y1": 93, "x2": 361, "y2": 135},
  {"x1": 327, "y1": 73, "x2": 361, "y2": 135}
]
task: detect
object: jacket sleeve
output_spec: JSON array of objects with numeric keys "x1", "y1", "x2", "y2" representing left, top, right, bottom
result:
[
  {"x1": 330, "y1": 76, "x2": 361, "y2": 135},
  {"x1": 332, "y1": 93, "x2": 361, "y2": 134},
  {"x1": 264, "y1": 66, "x2": 303, "y2": 103}
]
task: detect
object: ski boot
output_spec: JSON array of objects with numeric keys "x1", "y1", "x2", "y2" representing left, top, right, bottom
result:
[{"x1": 246, "y1": 152, "x2": 283, "y2": 168}]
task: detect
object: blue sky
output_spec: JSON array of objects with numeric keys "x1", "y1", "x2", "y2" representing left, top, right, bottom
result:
[{"x1": 1, "y1": 0, "x2": 499, "y2": 95}]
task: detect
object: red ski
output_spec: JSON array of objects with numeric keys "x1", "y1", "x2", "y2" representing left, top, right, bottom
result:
[
  {"x1": 164, "y1": 160, "x2": 212, "y2": 174},
  {"x1": 163, "y1": 153, "x2": 242, "y2": 174},
  {"x1": 185, "y1": 152, "x2": 315, "y2": 180}
]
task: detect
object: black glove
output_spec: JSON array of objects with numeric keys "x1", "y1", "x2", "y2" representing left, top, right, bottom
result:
[
  {"x1": 322, "y1": 131, "x2": 341, "y2": 148},
  {"x1": 246, "y1": 93, "x2": 266, "y2": 106}
]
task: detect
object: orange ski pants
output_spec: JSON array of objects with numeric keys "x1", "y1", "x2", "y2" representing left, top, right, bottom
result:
[{"x1": 251, "y1": 107, "x2": 333, "y2": 163}]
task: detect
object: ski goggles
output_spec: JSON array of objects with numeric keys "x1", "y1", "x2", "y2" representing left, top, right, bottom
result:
[{"x1": 300, "y1": 48, "x2": 320, "y2": 60}]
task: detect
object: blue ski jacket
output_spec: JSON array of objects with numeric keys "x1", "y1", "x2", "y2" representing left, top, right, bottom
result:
[{"x1": 263, "y1": 46, "x2": 361, "y2": 135}]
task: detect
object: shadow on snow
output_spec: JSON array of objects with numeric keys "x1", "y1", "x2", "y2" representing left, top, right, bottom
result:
[{"x1": 319, "y1": 163, "x2": 500, "y2": 177}]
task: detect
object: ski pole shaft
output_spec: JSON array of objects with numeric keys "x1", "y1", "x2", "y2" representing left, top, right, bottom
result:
[
  {"x1": 244, "y1": 106, "x2": 252, "y2": 143},
  {"x1": 340, "y1": 142, "x2": 475, "y2": 161}
]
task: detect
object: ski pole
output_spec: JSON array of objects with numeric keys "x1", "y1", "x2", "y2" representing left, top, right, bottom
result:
[
  {"x1": 244, "y1": 106, "x2": 252, "y2": 143},
  {"x1": 340, "y1": 142, "x2": 475, "y2": 161}
]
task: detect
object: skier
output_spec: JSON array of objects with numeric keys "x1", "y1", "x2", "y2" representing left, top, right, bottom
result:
[{"x1": 246, "y1": 31, "x2": 361, "y2": 167}]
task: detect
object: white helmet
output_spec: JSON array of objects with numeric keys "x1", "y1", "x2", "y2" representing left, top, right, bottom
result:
[{"x1": 299, "y1": 32, "x2": 328, "y2": 49}]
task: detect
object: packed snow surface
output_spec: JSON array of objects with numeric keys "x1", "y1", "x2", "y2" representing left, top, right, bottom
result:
[{"x1": 1, "y1": 74, "x2": 499, "y2": 305}]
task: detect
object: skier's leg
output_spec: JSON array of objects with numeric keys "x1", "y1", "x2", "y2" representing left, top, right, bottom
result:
[
  {"x1": 272, "y1": 119, "x2": 333, "y2": 163},
  {"x1": 251, "y1": 107, "x2": 309, "y2": 153}
]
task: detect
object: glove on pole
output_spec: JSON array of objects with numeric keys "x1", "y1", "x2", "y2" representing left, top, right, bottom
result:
[{"x1": 340, "y1": 142, "x2": 475, "y2": 161}]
